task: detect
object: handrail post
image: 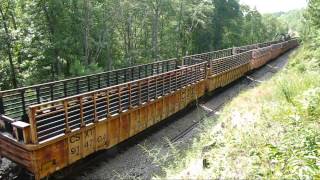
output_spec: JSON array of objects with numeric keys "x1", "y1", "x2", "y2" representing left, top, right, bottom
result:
[
  {"x1": 93, "y1": 93, "x2": 98, "y2": 122},
  {"x1": 138, "y1": 81, "x2": 142, "y2": 105},
  {"x1": 98, "y1": 75, "x2": 101, "y2": 89},
  {"x1": 175, "y1": 71, "x2": 178, "y2": 91},
  {"x1": 118, "y1": 86, "x2": 122, "y2": 113},
  {"x1": 107, "y1": 72, "x2": 110, "y2": 87},
  {"x1": 79, "y1": 97, "x2": 85, "y2": 127},
  {"x1": 20, "y1": 90, "x2": 26, "y2": 116},
  {"x1": 116, "y1": 71, "x2": 119, "y2": 85},
  {"x1": 207, "y1": 60, "x2": 212, "y2": 78},
  {"x1": 147, "y1": 79, "x2": 150, "y2": 101},
  {"x1": 195, "y1": 65, "x2": 199, "y2": 82},
  {"x1": 106, "y1": 90, "x2": 110, "y2": 118},
  {"x1": 162, "y1": 74, "x2": 165, "y2": 96},
  {"x1": 76, "y1": 79, "x2": 80, "y2": 94},
  {"x1": 87, "y1": 77, "x2": 91, "y2": 91},
  {"x1": 63, "y1": 100, "x2": 71, "y2": 133},
  {"x1": 155, "y1": 77, "x2": 158, "y2": 98},
  {"x1": 50, "y1": 84, "x2": 54, "y2": 101},
  {"x1": 0, "y1": 92, "x2": 4, "y2": 115},
  {"x1": 28, "y1": 107, "x2": 38, "y2": 144},
  {"x1": 63, "y1": 82, "x2": 67, "y2": 97},
  {"x1": 191, "y1": 66, "x2": 197, "y2": 84},
  {"x1": 181, "y1": 69, "x2": 185, "y2": 87},
  {"x1": 131, "y1": 68, "x2": 134, "y2": 81},
  {"x1": 145, "y1": 65, "x2": 148, "y2": 78},
  {"x1": 124, "y1": 69, "x2": 127, "y2": 82},
  {"x1": 128, "y1": 84, "x2": 132, "y2": 109},
  {"x1": 151, "y1": 64, "x2": 154, "y2": 75},
  {"x1": 169, "y1": 72, "x2": 172, "y2": 93},
  {"x1": 36, "y1": 87, "x2": 40, "y2": 104}
]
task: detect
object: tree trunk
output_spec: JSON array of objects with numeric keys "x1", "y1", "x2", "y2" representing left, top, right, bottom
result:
[
  {"x1": 176, "y1": 0, "x2": 183, "y2": 59},
  {"x1": 42, "y1": 1, "x2": 60, "y2": 80},
  {"x1": 107, "y1": 33, "x2": 114, "y2": 71},
  {"x1": 0, "y1": 6, "x2": 18, "y2": 88},
  {"x1": 125, "y1": 15, "x2": 133, "y2": 66},
  {"x1": 151, "y1": 0, "x2": 160, "y2": 61},
  {"x1": 84, "y1": 0, "x2": 91, "y2": 65},
  {"x1": 10, "y1": 12, "x2": 23, "y2": 65},
  {"x1": 144, "y1": 27, "x2": 148, "y2": 57}
]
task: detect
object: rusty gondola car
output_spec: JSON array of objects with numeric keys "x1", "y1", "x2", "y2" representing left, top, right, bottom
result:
[{"x1": 0, "y1": 38, "x2": 298, "y2": 180}]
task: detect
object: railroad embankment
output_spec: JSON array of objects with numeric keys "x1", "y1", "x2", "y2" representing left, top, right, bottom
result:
[{"x1": 157, "y1": 44, "x2": 320, "y2": 179}]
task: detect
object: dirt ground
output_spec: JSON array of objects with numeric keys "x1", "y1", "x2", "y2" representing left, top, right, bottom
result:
[{"x1": 0, "y1": 49, "x2": 294, "y2": 180}]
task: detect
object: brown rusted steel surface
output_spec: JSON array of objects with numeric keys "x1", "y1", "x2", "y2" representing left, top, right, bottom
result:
[
  {"x1": 210, "y1": 50, "x2": 252, "y2": 76},
  {"x1": 0, "y1": 38, "x2": 299, "y2": 180},
  {"x1": 206, "y1": 50, "x2": 252, "y2": 91},
  {"x1": 0, "y1": 136, "x2": 34, "y2": 172},
  {"x1": 271, "y1": 42, "x2": 284, "y2": 59},
  {"x1": 251, "y1": 39, "x2": 298, "y2": 70},
  {"x1": 251, "y1": 46, "x2": 273, "y2": 69}
]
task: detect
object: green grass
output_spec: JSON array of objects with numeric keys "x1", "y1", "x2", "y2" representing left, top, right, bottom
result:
[{"x1": 151, "y1": 45, "x2": 320, "y2": 179}]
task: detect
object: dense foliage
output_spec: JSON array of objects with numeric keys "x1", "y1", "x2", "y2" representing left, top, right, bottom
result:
[{"x1": 0, "y1": 0, "x2": 288, "y2": 90}]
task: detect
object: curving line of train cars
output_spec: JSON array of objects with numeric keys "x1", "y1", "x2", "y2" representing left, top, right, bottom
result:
[{"x1": 0, "y1": 38, "x2": 298, "y2": 179}]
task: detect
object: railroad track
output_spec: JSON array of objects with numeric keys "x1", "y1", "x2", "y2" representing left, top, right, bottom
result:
[
  {"x1": 169, "y1": 102, "x2": 227, "y2": 143},
  {"x1": 169, "y1": 52, "x2": 290, "y2": 144},
  {"x1": 62, "y1": 48, "x2": 294, "y2": 180}
]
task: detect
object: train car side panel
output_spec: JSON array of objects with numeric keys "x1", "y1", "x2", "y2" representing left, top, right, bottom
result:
[
  {"x1": 147, "y1": 103, "x2": 156, "y2": 128},
  {"x1": 0, "y1": 137, "x2": 34, "y2": 172},
  {"x1": 129, "y1": 109, "x2": 139, "y2": 137},
  {"x1": 107, "y1": 118, "x2": 120, "y2": 148},
  {"x1": 95, "y1": 121, "x2": 108, "y2": 150},
  {"x1": 141, "y1": 105, "x2": 149, "y2": 131},
  {"x1": 155, "y1": 100, "x2": 163, "y2": 123},
  {"x1": 119, "y1": 114, "x2": 130, "y2": 142},
  {"x1": 35, "y1": 139, "x2": 68, "y2": 179}
]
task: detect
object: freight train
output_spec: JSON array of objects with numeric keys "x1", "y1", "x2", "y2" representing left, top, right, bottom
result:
[{"x1": 0, "y1": 38, "x2": 298, "y2": 179}]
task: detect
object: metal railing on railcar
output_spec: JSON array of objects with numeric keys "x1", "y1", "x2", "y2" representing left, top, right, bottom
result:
[
  {"x1": 234, "y1": 40, "x2": 283, "y2": 54},
  {"x1": 251, "y1": 46, "x2": 273, "y2": 69},
  {"x1": 282, "y1": 39, "x2": 299, "y2": 52},
  {"x1": 205, "y1": 50, "x2": 253, "y2": 91},
  {"x1": 177, "y1": 39, "x2": 289, "y2": 69},
  {"x1": 257, "y1": 40, "x2": 277, "y2": 48},
  {"x1": 182, "y1": 39, "x2": 286, "y2": 69},
  {"x1": 234, "y1": 44, "x2": 258, "y2": 54},
  {"x1": 26, "y1": 62, "x2": 207, "y2": 144},
  {"x1": 182, "y1": 48, "x2": 233, "y2": 66},
  {"x1": 271, "y1": 42, "x2": 285, "y2": 59},
  {"x1": 0, "y1": 59, "x2": 179, "y2": 124},
  {"x1": 209, "y1": 50, "x2": 253, "y2": 76},
  {"x1": 251, "y1": 39, "x2": 299, "y2": 70}
]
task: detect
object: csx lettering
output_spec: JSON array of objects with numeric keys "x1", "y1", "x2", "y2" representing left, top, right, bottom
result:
[
  {"x1": 97, "y1": 136, "x2": 103, "y2": 142},
  {"x1": 85, "y1": 129, "x2": 94, "y2": 137},
  {"x1": 84, "y1": 139, "x2": 93, "y2": 148},
  {"x1": 97, "y1": 135, "x2": 107, "y2": 146},
  {"x1": 71, "y1": 146, "x2": 80, "y2": 155},
  {"x1": 70, "y1": 135, "x2": 80, "y2": 143}
]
